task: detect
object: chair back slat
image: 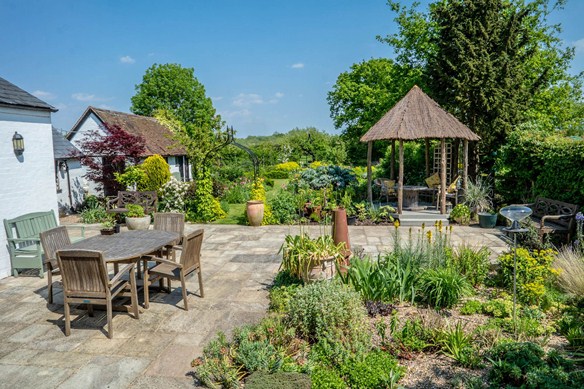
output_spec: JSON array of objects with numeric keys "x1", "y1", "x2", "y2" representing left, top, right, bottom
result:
[
  {"x1": 57, "y1": 249, "x2": 108, "y2": 294},
  {"x1": 180, "y1": 229, "x2": 204, "y2": 271},
  {"x1": 40, "y1": 226, "x2": 71, "y2": 265},
  {"x1": 153, "y1": 213, "x2": 185, "y2": 237}
]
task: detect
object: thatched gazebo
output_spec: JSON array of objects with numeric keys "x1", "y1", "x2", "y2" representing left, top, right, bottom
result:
[{"x1": 361, "y1": 85, "x2": 480, "y2": 214}]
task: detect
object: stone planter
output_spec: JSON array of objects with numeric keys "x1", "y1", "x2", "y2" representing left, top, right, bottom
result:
[
  {"x1": 303, "y1": 256, "x2": 338, "y2": 283},
  {"x1": 478, "y1": 212, "x2": 498, "y2": 228},
  {"x1": 126, "y1": 215, "x2": 151, "y2": 230},
  {"x1": 246, "y1": 200, "x2": 264, "y2": 227}
]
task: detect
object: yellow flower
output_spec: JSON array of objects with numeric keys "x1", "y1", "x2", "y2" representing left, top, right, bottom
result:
[
  {"x1": 426, "y1": 230, "x2": 432, "y2": 242},
  {"x1": 394, "y1": 220, "x2": 400, "y2": 228}
]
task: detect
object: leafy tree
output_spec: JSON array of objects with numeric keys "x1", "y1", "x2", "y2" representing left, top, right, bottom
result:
[
  {"x1": 74, "y1": 123, "x2": 145, "y2": 196},
  {"x1": 380, "y1": 0, "x2": 582, "y2": 172},
  {"x1": 327, "y1": 58, "x2": 420, "y2": 164},
  {"x1": 285, "y1": 127, "x2": 347, "y2": 165},
  {"x1": 131, "y1": 63, "x2": 221, "y2": 131}
]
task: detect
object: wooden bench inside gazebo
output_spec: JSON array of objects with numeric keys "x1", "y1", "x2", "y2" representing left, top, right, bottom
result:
[{"x1": 361, "y1": 85, "x2": 481, "y2": 215}]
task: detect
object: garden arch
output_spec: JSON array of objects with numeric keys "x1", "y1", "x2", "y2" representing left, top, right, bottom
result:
[{"x1": 361, "y1": 85, "x2": 480, "y2": 214}]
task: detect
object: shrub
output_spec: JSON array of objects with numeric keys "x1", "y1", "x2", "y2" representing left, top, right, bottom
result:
[
  {"x1": 460, "y1": 299, "x2": 483, "y2": 315},
  {"x1": 286, "y1": 281, "x2": 370, "y2": 351},
  {"x1": 487, "y1": 341, "x2": 582, "y2": 388},
  {"x1": 158, "y1": 177, "x2": 189, "y2": 212},
  {"x1": 186, "y1": 173, "x2": 226, "y2": 222},
  {"x1": 245, "y1": 372, "x2": 311, "y2": 389},
  {"x1": 269, "y1": 285, "x2": 300, "y2": 313},
  {"x1": 450, "y1": 204, "x2": 471, "y2": 224},
  {"x1": 114, "y1": 165, "x2": 146, "y2": 190},
  {"x1": 437, "y1": 322, "x2": 482, "y2": 368},
  {"x1": 418, "y1": 267, "x2": 472, "y2": 309},
  {"x1": 268, "y1": 190, "x2": 298, "y2": 224},
  {"x1": 223, "y1": 179, "x2": 251, "y2": 204},
  {"x1": 310, "y1": 366, "x2": 345, "y2": 389},
  {"x1": 482, "y1": 298, "x2": 514, "y2": 318},
  {"x1": 554, "y1": 247, "x2": 584, "y2": 297},
  {"x1": 79, "y1": 203, "x2": 109, "y2": 223},
  {"x1": 450, "y1": 244, "x2": 491, "y2": 286},
  {"x1": 138, "y1": 154, "x2": 171, "y2": 192},
  {"x1": 393, "y1": 318, "x2": 436, "y2": 353},
  {"x1": 498, "y1": 248, "x2": 558, "y2": 305},
  {"x1": 343, "y1": 350, "x2": 405, "y2": 388}
]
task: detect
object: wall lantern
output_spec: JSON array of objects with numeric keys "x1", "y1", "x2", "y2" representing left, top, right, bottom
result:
[
  {"x1": 12, "y1": 132, "x2": 24, "y2": 155},
  {"x1": 59, "y1": 160, "x2": 68, "y2": 172}
]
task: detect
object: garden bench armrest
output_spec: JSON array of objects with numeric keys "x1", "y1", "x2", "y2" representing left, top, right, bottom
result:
[
  {"x1": 540, "y1": 214, "x2": 574, "y2": 227},
  {"x1": 7, "y1": 237, "x2": 41, "y2": 244}
]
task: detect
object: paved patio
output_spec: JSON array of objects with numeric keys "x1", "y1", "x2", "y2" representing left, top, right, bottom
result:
[{"x1": 0, "y1": 223, "x2": 508, "y2": 388}]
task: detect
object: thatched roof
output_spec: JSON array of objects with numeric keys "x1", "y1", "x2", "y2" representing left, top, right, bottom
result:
[{"x1": 360, "y1": 85, "x2": 480, "y2": 142}]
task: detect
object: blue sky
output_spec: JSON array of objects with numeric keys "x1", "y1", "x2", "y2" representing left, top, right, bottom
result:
[{"x1": 1, "y1": 0, "x2": 583, "y2": 138}]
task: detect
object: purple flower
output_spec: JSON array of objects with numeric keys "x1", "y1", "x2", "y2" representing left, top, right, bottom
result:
[{"x1": 576, "y1": 212, "x2": 584, "y2": 222}]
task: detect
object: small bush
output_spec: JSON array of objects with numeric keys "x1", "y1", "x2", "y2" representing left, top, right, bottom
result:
[
  {"x1": 268, "y1": 190, "x2": 299, "y2": 224},
  {"x1": 310, "y1": 366, "x2": 345, "y2": 389},
  {"x1": 79, "y1": 203, "x2": 109, "y2": 223},
  {"x1": 482, "y1": 297, "x2": 514, "y2": 318},
  {"x1": 223, "y1": 180, "x2": 251, "y2": 204},
  {"x1": 159, "y1": 177, "x2": 189, "y2": 212},
  {"x1": 460, "y1": 299, "x2": 483, "y2": 315},
  {"x1": 450, "y1": 204, "x2": 471, "y2": 224},
  {"x1": 138, "y1": 154, "x2": 171, "y2": 192},
  {"x1": 498, "y1": 248, "x2": 558, "y2": 306},
  {"x1": 287, "y1": 281, "x2": 370, "y2": 350},
  {"x1": 344, "y1": 350, "x2": 405, "y2": 388},
  {"x1": 418, "y1": 267, "x2": 472, "y2": 309},
  {"x1": 437, "y1": 322, "x2": 482, "y2": 368},
  {"x1": 393, "y1": 318, "x2": 436, "y2": 353},
  {"x1": 554, "y1": 247, "x2": 584, "y2": 297}
]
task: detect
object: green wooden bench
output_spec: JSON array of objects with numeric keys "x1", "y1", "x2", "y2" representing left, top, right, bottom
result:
[{"x1": 3, "y1": 211, "x2": 84, "y2": 278}]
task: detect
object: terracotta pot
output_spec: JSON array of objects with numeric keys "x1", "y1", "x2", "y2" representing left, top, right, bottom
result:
[
  {"x1": 246, "y1": 200, "x2": 264, "y2": 227},
  {"x1": 126, "y1": 216, "x2": 151, "y2": 230},
  {"x1": 333, "y1": 208, "x2": 351, "y2": 252}
]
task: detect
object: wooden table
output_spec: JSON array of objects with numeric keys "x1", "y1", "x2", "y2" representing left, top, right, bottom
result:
[
  {"x1": 67, "y1": 230, "x2": 179, "y2": 310},
  {"x1": 401, "y1": 185, "x2": 430, "y2": 211}
]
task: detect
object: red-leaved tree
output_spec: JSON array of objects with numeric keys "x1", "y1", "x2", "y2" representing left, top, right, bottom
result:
[{"x1": 74, "y1": 123, "x2": 146, "y2": 196}]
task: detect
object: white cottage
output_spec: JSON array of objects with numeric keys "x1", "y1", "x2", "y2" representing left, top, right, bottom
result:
[
  {"x1": 67, "y1": 107, "x2": 191, "y2": 198},
  {"x1": 0, "y1": 76, "x2": 59, "y2": 279}
]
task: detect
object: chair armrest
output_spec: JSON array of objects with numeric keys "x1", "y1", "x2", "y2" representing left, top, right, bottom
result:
[
  {"x1": 65, "y1": 225, "x2": 85, "y2": 238},
  {"x1": 109, "y1": 263, "x2": 135, "y2": 285},
  {"x1": 540, "y1": 214, "x2": 572, "y2": 226},
  {"x1": 106, "y1": 196, "x2": 119, "y2": 209},
  {"x1": 147, "y1": 256, "x2": 183, "y2": 268}
]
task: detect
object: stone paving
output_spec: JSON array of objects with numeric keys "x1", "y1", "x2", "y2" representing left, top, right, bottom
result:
[{"x1": 0, "y1": 223, "x2": 509, "y2": 388}]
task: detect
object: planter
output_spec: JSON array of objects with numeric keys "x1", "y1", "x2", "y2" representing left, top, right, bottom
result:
[
  {"x1": 347, "y1": 215, "x2": 357, "y2": 225},
  {"x1": 478, "y1": 212, "x2": 498, "y2": 228},
  {"x1": 303, "y1": 256, "x2": 338, "y2": 283},
  {"x1": 126, "y1": 215, "x2": 151, "y2": 230},
  {"x1": 246, "y1": 200, "x2": 264, "y2": 227},
  {"x1": 100, "y1": 228, "x2": 115, "y2": 236}
]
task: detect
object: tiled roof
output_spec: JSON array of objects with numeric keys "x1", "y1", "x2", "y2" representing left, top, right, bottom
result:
[
  {"x1": 0, "y1": 76, "x2": 57, "y2": 112},
  {"x1": 71, "y1": 107, "x2": 186, "y2": 156},
  {"x1": 52, "y1": 127, "x2": 79, "y2": 159}
]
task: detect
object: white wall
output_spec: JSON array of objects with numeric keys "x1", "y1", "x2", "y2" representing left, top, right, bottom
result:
[
  {"x1": 0, "y1": 106, "x2": 58, "y2": 279},
  {"x1": 68, "y1": 112, "x2": 103, "y2": 197},
  {"x1": 56, "y1": 158, "x2": 86, "y2": 214}
]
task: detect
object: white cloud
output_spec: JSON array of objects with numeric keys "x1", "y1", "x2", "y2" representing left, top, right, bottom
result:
[
  {"x1": 120, "y1": 55, "x2": 136, "y2": 64},
  {"x1": 233, "y1": 93, "x2": 264, "y2": 107},
  {"x1": 97, "y1": 104, "x2": 114, "y2": 110},
  {"x1": 71, "y1": 93, "x2": 109, "y2": 102},
  {"x1": 32, "y1": 90, "x2": 55, "y2": 100},
  {"x1": 574, "y1": 38, "x2": 584, "y2": 53},
  {"x1": 212, "y1": 96, "x2": 224, "y2": 102},
  {"x1": 222, "y1": 109, "x2": 252, "y2": 119},
  {"x1": 275, "y1": 92, "x2": 284, "y2": 98},
  {"x1": 291, "y1": 63, "x2": 304, "y2": 69}
]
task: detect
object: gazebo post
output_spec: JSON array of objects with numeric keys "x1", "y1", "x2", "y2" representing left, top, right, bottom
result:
[
  {"x1": 425, "y1": 139, "x2": 430, "y2": 177},
  {"x1": 390, "y1": 140, "x2": 395, "y2": 180},
  {"x1": 398, "y1": 140, "x2": 404, "y2": 214},
  {"x1": 367, "y1": 141, "x2": 373, "y2": 204},
  {"x1": 440, "y1": 139, "x2": 447, "y2": 214},
  {"x1": 463, "y1": 139, "x2": 469, "y2": 193}
]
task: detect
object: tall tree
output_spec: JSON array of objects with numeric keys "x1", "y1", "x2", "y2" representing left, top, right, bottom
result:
[
  {"x1": 131, "y1": 63, "x2": 221, "y2": 131},
  {"x1": 327, "y1": 58, "x2": 420, "y2": 164},
  {"x1": 381, "y1": 0, "x2": 581, "y2": 172}
]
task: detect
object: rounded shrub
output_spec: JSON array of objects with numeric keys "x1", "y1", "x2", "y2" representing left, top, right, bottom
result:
[
  {"x1": 287, "y1": 280, "x2": 369, "y2": 349},
  {"x1": 138, "y1": 154, "x2": 171, "y2": 192}
]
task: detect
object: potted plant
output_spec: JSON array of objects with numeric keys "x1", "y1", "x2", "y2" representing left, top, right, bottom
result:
[
  {"x1": 100, "y1": 217, "x2": 116, "y2": 235},
  {"x1": 339, "y1": 192, "x2": 356, "y2": 225},
  {"x1": 280, "y1": 234, "x2": 345, "y2": 283},
  {"x1": 464, "y1": 177, "x2": 492, "y2": 220},
  {"x1": 450, "y1": 204, "x2": 471, "y2": 225},
  {"x1": 478, "y1": 208, "x2": 498, "y2": 228},
  {"x1": 125, "y1": 204, "x2": 150, "y2": 230}
]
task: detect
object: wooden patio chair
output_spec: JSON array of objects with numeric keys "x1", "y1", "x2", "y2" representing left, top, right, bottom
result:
[
  {"x1": 39, "y1": 226, "x2": 71, "y2": 304},
  {"x1": 56, "y1": 249, "x2": 139, "y2": 338},
  {"x1": 373, "y1": 178, "x2": 396, "y2": 203},
  {"x1": 143, "y1": 229, "x2": 204, "y2": 311},
  {"x1": 153, "y1": 212, "x2": 185, "y2": 260}
]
